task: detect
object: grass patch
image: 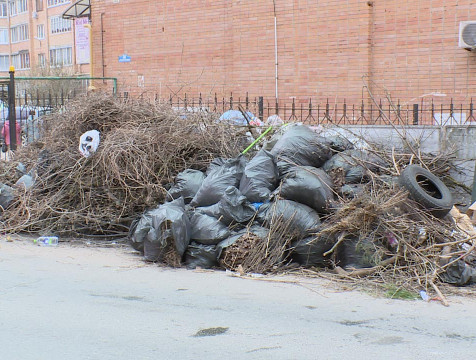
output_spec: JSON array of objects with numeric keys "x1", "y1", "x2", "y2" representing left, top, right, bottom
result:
[{"x1": 384, "y1": 284, "x2": 419, "y2": 300}]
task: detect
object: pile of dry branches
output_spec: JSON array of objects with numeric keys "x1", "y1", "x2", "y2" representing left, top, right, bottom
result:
[{"x1": 0, "y1": 93, "x2": 247, "y2": 236}]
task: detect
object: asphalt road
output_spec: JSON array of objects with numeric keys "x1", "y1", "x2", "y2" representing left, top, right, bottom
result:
[{"x1": 1, "y1": 238, "x2": 475, "y2": 360}]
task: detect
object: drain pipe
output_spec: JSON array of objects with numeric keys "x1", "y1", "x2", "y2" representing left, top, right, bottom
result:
[{"x1": 273, "y1": 0, "x2": 279, "y2": 102}]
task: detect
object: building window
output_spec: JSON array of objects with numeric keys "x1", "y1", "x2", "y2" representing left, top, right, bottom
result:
[
  {"x1": 0, "y1": 1, "x2": 7, "y2": 17},
  {"x1": 11, "y1": 24, "x2": 29, "y2": 43},
  {"x1": 0, "y1": 28, "x2": 8, "y2": 44},
  {"x1": 50, "y1": 16, "x2": 72, "y2": 34},
  {"x1": 37, "y1": 24, "x2": 45, "y2": 39},
  {"x1": 49, "y1": 46, "x2": 72, "y2": 67},
  {"x1": 11, "y1": 51, "x2": 30, "y2": 70},
  {"x1": 9, "y1": 0, "x2": 27, "y2": 15},
  {"x1": 47, "y1": 0, "x2": 69, "y2": 7},
  {"x1": 0, "y1": 54, "x2": 8, "y2": 71},
  {"x1": 38, "y1": 53, "x2": 45, "y2": 67},
  {"x1": 36, "y1": 0, "x2": 43, "y2": 11}
]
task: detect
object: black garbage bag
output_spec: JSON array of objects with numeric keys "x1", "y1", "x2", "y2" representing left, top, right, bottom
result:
[
  {"x1": 440, "y1": 259, "x2": 476, "y2": 286},
  {"x1": 206, "y1": 157, "x2": 227, "y2": 175},
  {"x1": 189, "y1": 211, "x2": 231, "y2": 245},
  {"x1": 130, "y1": 197, "x2": 191, "y2": 261},
  {"x1": 216, "y1": 225, "x2": 269, "y2": 258},
  {"x1": 184, "y1": 242, "x2": 218, "y2": 269},
  {"x1": 257, "y1": 199, "x2": 321, "y2": 238},
  {"x1": 167, "y1": 169, "x2": 206, "y2": 204},
  {"x1": 239, "y1": 149, "x2": 279, "y2": 202},
  {"x1": 191, "y1": 156, "x2": 247, "y2": 207},
  {"x1": 279, "y1": 166, "x2": 334, "y2": 213},
  {"x1": 270, "y1": 125, "x2": 333, "y2": 175},
  {"x1": 339, "y1": 184, "x2": 366, "y2": 199},
  {"x1": 199, "y1": 186, "x2": 256, "y2": 225},
  {"x1": 336, "y1": 238, "x2": 380, "y2": 270},
  {"x1": 290, "y1": 235, "x2": 335, "y2": 267},
  {"x1": 323, "y1": 149, "x2": 385, "y2": 184},
  {"x1": 325, "y1": 135, "x2": 354, "y2": 152},
  {"x1": 0, "y1": 183, "x2": 14, "y2": 210}
]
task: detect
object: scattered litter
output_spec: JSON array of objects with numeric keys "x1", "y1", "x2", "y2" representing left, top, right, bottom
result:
[
  {"x1": 78, "y1": 130, "x2": 100, "y2": 158},
  {"x1": 34, "y1": 236, "x2": 59, "y2": 246}
]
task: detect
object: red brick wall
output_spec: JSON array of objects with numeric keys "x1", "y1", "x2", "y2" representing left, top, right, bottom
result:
[{"x1": 91, "y1": 0, "x2": 476, "y2": 105}]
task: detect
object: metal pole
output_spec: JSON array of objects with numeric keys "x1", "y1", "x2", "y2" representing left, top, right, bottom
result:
[
  {"x1": 8, "y1": 66, "x2": 16, "y2": 151},
  {"x1": 84, "y1": 22, "x2": 94, "y2": 90},
  {"x1": 472, "y1": 161, "x2": 476, "y2": 204},
  {"x1": 273, "y1": 0, "x2": 278, "y2": 102}
]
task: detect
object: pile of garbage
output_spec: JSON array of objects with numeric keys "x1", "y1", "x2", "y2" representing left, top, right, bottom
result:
[
  {"x1": 129, "y1": 124, "x2": 476, "y2": 293},
  {"x1": 0, "y1": 93, "x2": 475, "y2": 297}
]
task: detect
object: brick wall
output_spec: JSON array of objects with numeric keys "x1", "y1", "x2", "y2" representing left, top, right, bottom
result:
[{"x1": 91, "y1": 0, "x2": 476, "y2": 105}]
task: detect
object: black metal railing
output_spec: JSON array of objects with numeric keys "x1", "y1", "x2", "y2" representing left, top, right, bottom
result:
[{"x1": 158, "y1": 93, "x2": 476, "y2": 126}]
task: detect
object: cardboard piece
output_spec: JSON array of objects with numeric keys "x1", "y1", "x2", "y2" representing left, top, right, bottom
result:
[{"x1": 465, "y1": 202, "x2": 476, "y2": 226}]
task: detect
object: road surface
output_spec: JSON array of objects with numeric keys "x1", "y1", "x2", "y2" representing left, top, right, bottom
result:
[{"x1": 0, "y1": 238, "x2": 475, "y2": 359}]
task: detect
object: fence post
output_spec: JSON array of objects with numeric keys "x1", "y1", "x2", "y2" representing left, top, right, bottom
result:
[
  {"x1": 412, "y1": 103, "x2": 419, "y2": 125},
  {"x1": 8, "y1": 66, "x2": 17, "y2": 151},
  {"x1": 258, "y1": 96, "x2": 264, "y2": 120}
]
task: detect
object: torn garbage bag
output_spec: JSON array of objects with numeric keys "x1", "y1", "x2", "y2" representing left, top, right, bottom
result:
[
  {"x1": 279, "y1": 166, "x2": 334, "y2": 213},
  {"x1": 239, "y1": 149, "x2": 279, "y2": 202},
  {"x1": 189, "y1": 211, "x2": 231, "y2": 245},
  {"x1": 323, "y1": 149, "x2": 385, "y2": 184},
  {"x1": 184, "y1": 242, "x2": 218, "y2": 269},
  {"x1": 199, "y1": 186, "x2": 256, "y2": 225},
  {"x1": 270, "y1": 125, "x2": 333, "y2": 175},
  {"x1": 130, "y1": 197, "x2": 191, "y2": 262},
  {"x1": 257, "y1": 199, "x2": 321, "y2": 238},
  {"x1": 216, "y1": 225, "x2": 269, "y2": 259},
  {"x1": 191, "y1": 156, "x2": 247, "y2": 207},
  {"x1": 167, "y1": 169, "x2": 205, "y2": 204}
]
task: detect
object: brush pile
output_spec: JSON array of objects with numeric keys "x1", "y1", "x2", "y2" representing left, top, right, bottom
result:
[{"x1": 0, "y1": 93, "x2": 249, "y2": 236}]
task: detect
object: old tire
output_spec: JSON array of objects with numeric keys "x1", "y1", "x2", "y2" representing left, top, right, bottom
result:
[{"x1": 398, "y1": 165, "x2": 453, "y2": 218}]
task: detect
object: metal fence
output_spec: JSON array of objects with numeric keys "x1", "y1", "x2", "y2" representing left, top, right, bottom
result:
[
  {"x1": 0, "y1": 74, "x2": 117, "y2": 161},
  {"x1": 161, "y1": 93, "x2": 476, "y2": 126}
]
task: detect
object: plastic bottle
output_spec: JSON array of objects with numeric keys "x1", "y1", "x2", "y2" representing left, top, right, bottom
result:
[{"x1": 34, "y1": 236, "x2": 59, "y2": 246}]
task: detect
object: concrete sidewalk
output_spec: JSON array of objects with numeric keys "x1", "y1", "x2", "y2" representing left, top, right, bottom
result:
[{"x1": 0, "y1": 238, "x2": 475, "y2": 360}]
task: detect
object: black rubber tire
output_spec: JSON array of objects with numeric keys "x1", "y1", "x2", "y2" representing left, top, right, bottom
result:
[{"x1": 398, "y1": 165, "x2": 453, "y2": 218}]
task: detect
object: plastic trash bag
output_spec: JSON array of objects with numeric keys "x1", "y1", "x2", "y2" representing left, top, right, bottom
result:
[
  {"x1": 15, "y1": 173, "x2": 35, "y2": 190},
  {"x1": 323, "y1": 149, "x2": 385, "y2": 184},
  {"x1": 199, "y1": 186, "x2": 256, "y2": 225},
  {"x1": 189, "y1": 211, "x2": 231, "y2": 245},
  {"x1": 239, "y1": 149, "x2": 279, "y2": 202},
  {"x1": 191, "y1": 156, "x2": 247, "y2": 207},
  {"x1": 0, "y1": 183, "x2": 14, "y2": 210},
  {"x1": 79, "y1": 130, "x2": 100, "y2": 158},
  {"x1": 440, "y1": 259, "x2": 476, "y2": 286},
  {"x1": 257, "y1": 199, "x2": 321, "y2": 238},
  {"x1": 270, "y1": 125, "x2": 333, "y2": 175},
  {"x1": 130, "y1": 198, "x2": 191, "y2": 261},
  {"x1": 216, "y1": 225, "x2": 269, "y2": 259},
  {"x1": 218, "y1": 109, "x2": 258, "y2": 126},
  {"x1": 167, "y1": 169, "x2": 205, "y2": 204},
  {"x1": 266, "y1": 114, "x2": 284, "y2": 126},
  {"x1": 290, "y1": 235, "x2": 335, "y2": 267},
  {"x1": 184, "y1": 242, "x2": 218, "y2": 269},
  {"x1": 336, "y1": 238, "x2": 379, "y2": 269},
  {"x1": 279, "y1": 166, "x2": 334, "y2": 213}
]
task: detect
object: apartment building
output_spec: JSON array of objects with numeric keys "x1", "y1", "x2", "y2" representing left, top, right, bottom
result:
[{"x1": 0, "y1": 0, "x2": 90, "y2": 75}]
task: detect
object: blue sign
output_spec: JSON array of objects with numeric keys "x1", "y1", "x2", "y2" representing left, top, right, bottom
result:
[{"x1": 118, "y1": 54, "x2": 131, "y2": 63}]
